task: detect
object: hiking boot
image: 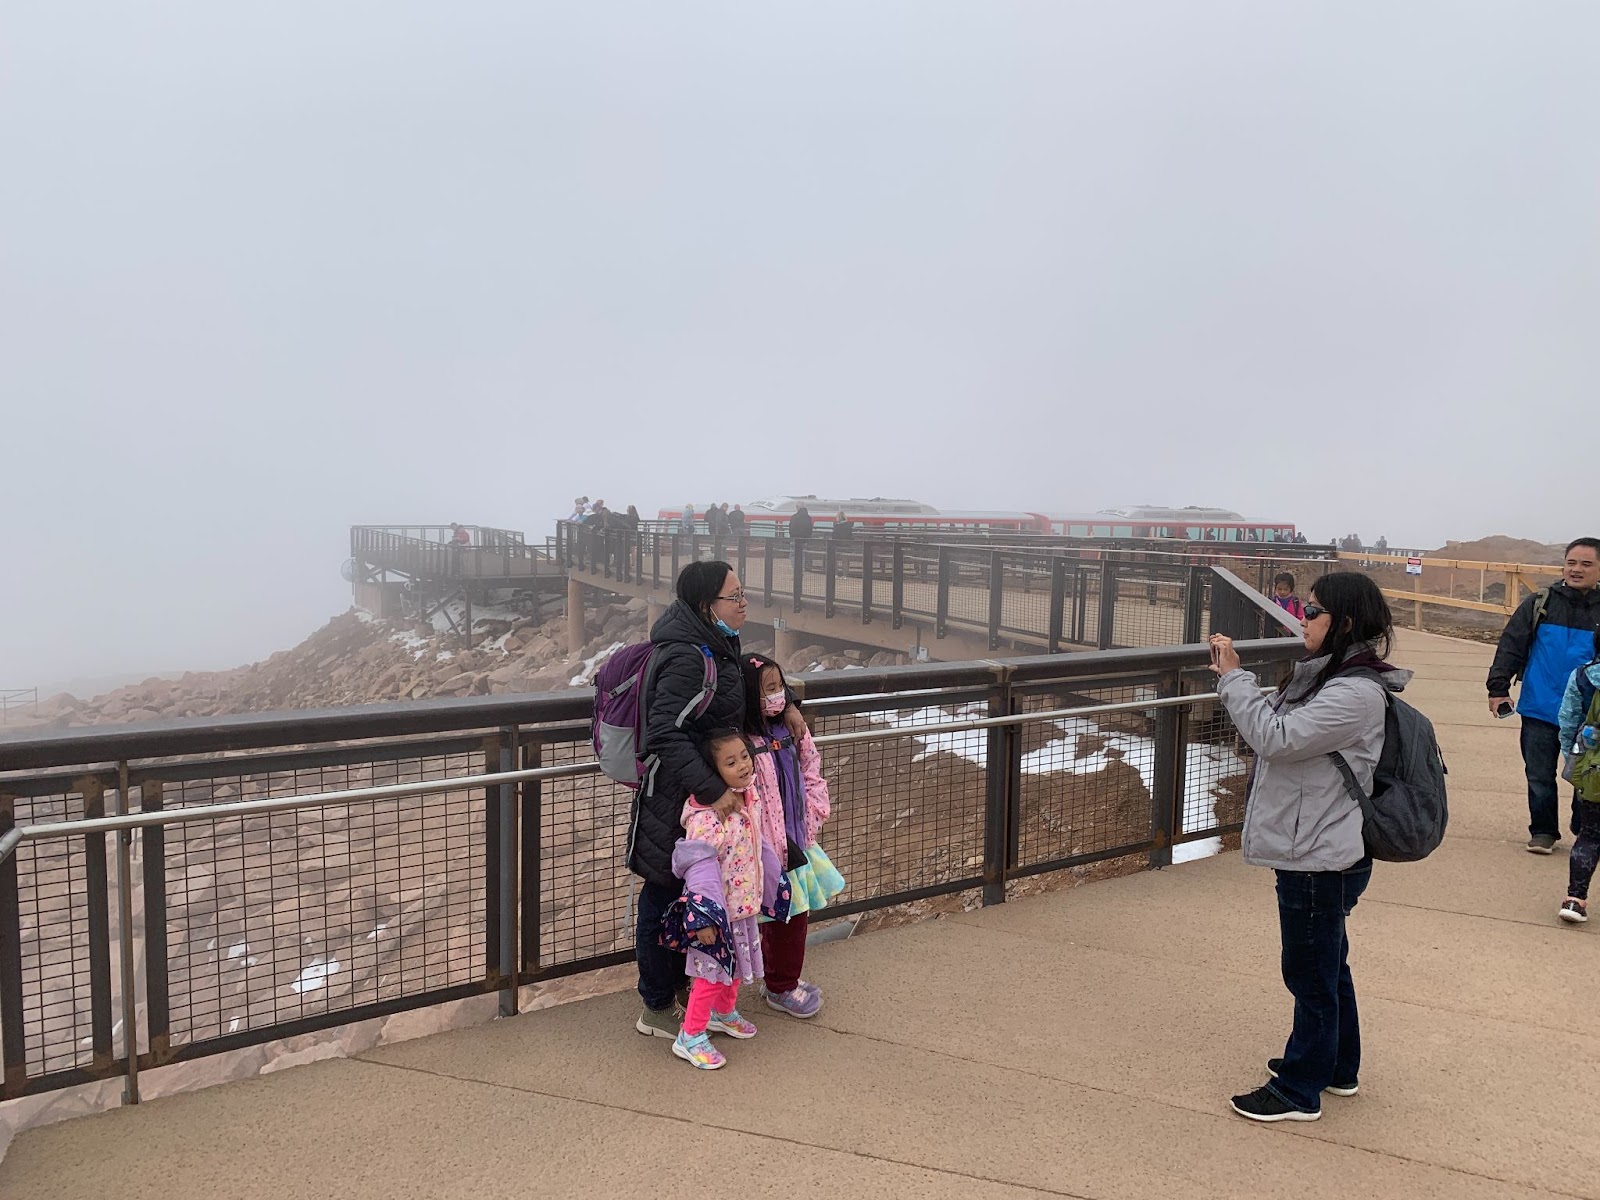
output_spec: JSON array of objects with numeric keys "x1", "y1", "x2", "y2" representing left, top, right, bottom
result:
[
  {"x1": 672, "y1": 1030, "x2": 726, "y2": 1070},
  {"x1": 762, "y1": 984, "x2": 823, "y2": 1018},
  {"x1": 1268, "y1": 1057, "x2": 1358, "y2": 1096},
  {"x1": 1230, "y1": 1085, "x2": 1320, "y2": 1123},
  {"x1": 635, "y1": 1001, "x2": 684, "y2": 1039},
  {"x1": 706, "y1": 1008, "x2": 758, "y2": 1038},
  {"x1": 1559, "y1": 899, "x2": 1589, "y2": 924},
  {"x1": 1526, "y1": 835, "x2": 1557, "y2": 855}
]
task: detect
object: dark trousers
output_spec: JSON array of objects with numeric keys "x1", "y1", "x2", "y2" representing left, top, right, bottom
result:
[
  {"x1": 759, "y1": 913, "x2": 809, "y2": 994},
  {"x1": 1570, "y1": 800, "x2": 1600, "y2": 901},
  {"x1": 1522, "y1": 718, "x2": 1580, "y2": 839},
  {"x1": 635, "y1": 879, "x2": 687, "y2": 1011},
  {"x1": 1269, "y1": 858, "x2": 1372, "y2": 1112}
]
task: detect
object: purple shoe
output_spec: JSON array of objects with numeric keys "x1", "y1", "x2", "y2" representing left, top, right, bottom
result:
[{"x1": 764, "y1": 985, "x2": 823, "y2": 1018}]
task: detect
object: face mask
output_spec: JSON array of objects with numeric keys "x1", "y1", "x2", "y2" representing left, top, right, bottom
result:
[
  {"x1": 762, "y1": 692, "x2": 786, "y2": 717},
  {"x1": 714, "y1": 617, "x2": 738, "y2": 637}
]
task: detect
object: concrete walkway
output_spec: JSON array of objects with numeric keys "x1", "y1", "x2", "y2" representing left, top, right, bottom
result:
[{"x1": 5, "y1": 631, "x2": 1597, "y2": 1199}]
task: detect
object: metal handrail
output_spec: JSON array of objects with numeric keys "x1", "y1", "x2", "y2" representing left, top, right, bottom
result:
[{"x1": 0, "y1": 690, "x2": 1241, "y2": 854}]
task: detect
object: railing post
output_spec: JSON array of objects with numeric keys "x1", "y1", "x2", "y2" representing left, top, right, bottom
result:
[
  {"x1": 792, "y1": 539, "x2": 805, "y2": 613},
  {"x1": 112, "y1": 762, "x2": 139, "y2": 1103},
  {"x1": 763, "y1": 538, "x2": 775, "y2": 607},
  {"x1": 1097, "y1": 560, "x2": 1117, "y2": 650},
  {"x1": 652, "y1": 531, "x2": 661, "y2": 589},
  {"x1": 497, "y1": 730, "x2": 519, "y2": 1018},
  {"x1": 1048, "y1": 556, "x2": 1067, "y2": 654},
  {"x1": 982, "y1": 671, "x2": 1015, "y2": 906},
  {"x1": 824, "y1": 540, "x2": 837, "y2": 619},
  {"x1": 988, "y1": 551, "x2": 1004, "y2": 651},
  {"x1": 80, "y1": 776, "x2": 115, "y2": 1081},
  {"x1": 0, "y1": 790, "x2": 24, "y2": 1100},
  {"x1": 1149, "y1": 673, "x2": 1180, "y2": 869},
  {"x1": 891, "y1": 542, "x2": 905, "y2": 629},
  {"x1": 860, "y1": 542, "x2": 875, "y2": 625},
  {"x1": 737, "y1": 537, "x2": 748, "y2": 588},
  {"x1": 671, "y1": 535, "x2": 681, "y2": 586},
  {"x1": 936, "y1": 548, "x2": 951, "y2": 640},
  {"x1": 141, "y1": 779, "x2": 171, "y2": 1072},
  {"x1": 1183, "y1": 565, "x2": 1206, "y2": 643}
]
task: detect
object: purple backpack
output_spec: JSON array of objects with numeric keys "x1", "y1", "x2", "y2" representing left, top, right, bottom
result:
[{"x1": 592, "y1": 642, "x2": 717, "y2": 790}]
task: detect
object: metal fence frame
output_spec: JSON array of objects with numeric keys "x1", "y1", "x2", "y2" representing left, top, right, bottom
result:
[{"x1": 0, "y1": 637, "x2": 1300, "y2": 1106}]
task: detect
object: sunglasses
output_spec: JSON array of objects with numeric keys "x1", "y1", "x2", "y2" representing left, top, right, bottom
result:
[{"x1": 1303, "y1": 604, "x2": 1331, "y2": 621}]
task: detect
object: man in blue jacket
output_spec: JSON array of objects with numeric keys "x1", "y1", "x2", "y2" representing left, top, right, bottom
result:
[{"x1": 1488, "y1": 538, "x2": 1600, "y2": 852}]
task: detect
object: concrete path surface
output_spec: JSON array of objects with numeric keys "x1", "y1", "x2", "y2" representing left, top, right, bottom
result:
[{"x1": 5, "y1": 630, "x2": 1596, "y2": 1199}]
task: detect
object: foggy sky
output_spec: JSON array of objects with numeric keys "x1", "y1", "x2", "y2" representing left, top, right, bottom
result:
[{"x1": 3, "y1": 1, "x2": 1596, "y2": 690}]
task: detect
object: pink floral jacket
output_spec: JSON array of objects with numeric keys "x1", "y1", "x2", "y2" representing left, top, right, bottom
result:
[{"x1": 751, "y1": 727, "x2": 831, "y2": 855}]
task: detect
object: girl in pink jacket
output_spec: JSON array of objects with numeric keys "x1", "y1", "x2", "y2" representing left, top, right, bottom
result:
[{"x1": 741, "y1": 654, "x2": 845, "y2": 1018}]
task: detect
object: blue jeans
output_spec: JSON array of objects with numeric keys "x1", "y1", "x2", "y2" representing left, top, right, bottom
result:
[
  {"x1": 635, "y1": 879, "x2": 687, "y2": 1011},
  {"x1": 1521, "y1": 717, "x2": 1579, "y2": 839},
  {"x1": 1269, "y1": 858, "x2": 1372, "y2": 1112}
]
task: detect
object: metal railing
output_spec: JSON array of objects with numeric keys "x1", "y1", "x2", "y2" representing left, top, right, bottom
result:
[
  {"x1": 0, "y1": 637, "x2": 1301, "y2": 1104},
  {"x1": 0, "y1": 689, "x2": 37, "y2": 725},
  {"x1": 557, "y1": 521, "x2": 1318, "y2": 653}
]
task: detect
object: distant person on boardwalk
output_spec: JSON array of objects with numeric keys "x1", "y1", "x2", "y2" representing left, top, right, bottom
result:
[
  {"x1": 622, "y1": 504, "x2": 641, "y2": 531},
  {"x1": 1556, "y1": 628, "x2": 1600, "y2": 924},
  {"x1": 449, "y1": 523, "x2": 471, "y2": 546},
  {"x1": 1375, "y1": 536, "x2": 1389, "y2": 554},
  {"x1": 740, "y1": 653, "x2": 844, "y2": 1018},
  {"x1": 1272, "y1": 573, "x2": 1305, "y2": 621},
  {"x1": 831, "y1": 510, "x2": 854, "y2": 539},
  {"x1": 568, "y1": 497, "x2": 589, "y2": 522},
  {"x1": 1210, "y1": 572, "x2": 1409, "y2": 1123},
  {"x1": 1487, "y1": 537, "x2": 1600, "y2": 853},
  {"x1": 707, "y1": 503, "x2": 728, "y2": 538},
  {"x1": 679, "y1": 505, "x2": 696, "y2": 535},
  {"x1": 631, "y1": 561, "x2": 806, "y2": 1043},
  {"x1": 788, "y1": 505, "x2": 814, "y2": 541},
  {"x1": 727, "y1": 504, "x2": 745, "y2": 536}
]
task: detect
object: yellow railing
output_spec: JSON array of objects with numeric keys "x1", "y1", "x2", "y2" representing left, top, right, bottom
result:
[{"x1": 1335, "y1": 552, "x2": 1561, "y2": 624}]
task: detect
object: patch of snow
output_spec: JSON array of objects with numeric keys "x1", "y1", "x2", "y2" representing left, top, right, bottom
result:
[
  {"x1": 570, "y1": 641, "x2": 625, "y2": 687},
  {"x1": 435, "y1": 650, "x2": 454, "y2": 662},
  {"x1": 389, "y1": 630, "x2": 430, "y2": 654},
  {"x1": 289, "y1": 958, "x2": 341, "y2": 995},
  {"x1": 366, "y1": 923, "x2": 389, "y2": 942}
]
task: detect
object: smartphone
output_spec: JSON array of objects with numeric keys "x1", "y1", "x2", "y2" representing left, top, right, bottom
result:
[{"x1": 1495, "y1": 701, "x2": 1515, "y2": 719}]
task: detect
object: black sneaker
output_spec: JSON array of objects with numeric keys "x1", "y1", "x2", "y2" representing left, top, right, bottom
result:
[
  {"x1": 1230, "y1": 1085, "x2": 1320, "y2": 1123},
  {"x1": 1559, "y1": 899, "x2": 1588, "y2": 924},
  {"x1": 1527, "y1": 834, "x2": 1558, "y2": 854},
  {"x1": 1268, "y1": 1057, "x2": 1358, "y2": 1096}
]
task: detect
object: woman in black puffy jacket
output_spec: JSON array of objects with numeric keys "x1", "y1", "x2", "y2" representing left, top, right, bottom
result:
[{"x1": 630, "y1": 560, "x2": 802, "y2": 1040}]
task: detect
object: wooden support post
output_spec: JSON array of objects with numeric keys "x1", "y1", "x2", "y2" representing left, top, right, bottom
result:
[{"x1": 567, "y1": 576, "x2": 586, "y2": 655}]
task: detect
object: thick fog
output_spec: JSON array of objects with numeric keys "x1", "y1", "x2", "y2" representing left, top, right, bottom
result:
[{"x1": 2, "y1": 1, "x2": 1594, "y2": 689}]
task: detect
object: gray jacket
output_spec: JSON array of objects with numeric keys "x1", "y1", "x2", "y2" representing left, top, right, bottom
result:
[{"x1": 1217, "y1": 650, "x2": 1413, "y2": 872}]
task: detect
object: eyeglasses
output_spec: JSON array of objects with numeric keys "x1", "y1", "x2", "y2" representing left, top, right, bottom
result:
[
  {"x1": 715, "y1": 589, "x2": 748, "y2": 605},
  {"x1": 1303, "y1": 604, "x2": 1331, "y2": 621}
]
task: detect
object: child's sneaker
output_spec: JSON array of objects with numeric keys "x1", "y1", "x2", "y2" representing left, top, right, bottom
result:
[
  {"x1": 763, "y1": 984, "x2": 823, "y2": 1018},
  {"x1": 672, "y1": 1030, "x2": 726, "y2": 1070},
  {"x1": 707, "y1": 1009, "x2": 758, "y2": 1038},
  {"x1": 1559, "y1": 898, "x2": 1588, "y2": 924}
]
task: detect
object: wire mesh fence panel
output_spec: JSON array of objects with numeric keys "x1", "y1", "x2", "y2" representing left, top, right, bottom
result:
[
  {"x1": 534, "y1": 737, "x2": 634, "y2": 970},
  {"x1": 154, "y1": 747, "x2": 486, "y2": 1051},
  {"x1": 810, "y1": 699, "x2": 989, "y2": 906},
  {"x1": 943, "y1": 550, "x2": 991, "y2": 627},
  {"x1": 6, "y1": 783, "x2": 104, "y2": 1079},
  {"x1": 1108, "y1": 565, "x2": 1189, "y2": 649},
  {"x1": 898, "y1": 548, "x2": 942, "y2": 621},
  {"x1": 1177, "y1": 681, "x2": 1256, "y2": 853},
  {"x1": 997, "y1": 557, "x2": 1054, "y2": 644},
  {"x1": 1013, "y1": 683, "x2": 1159, "y2": 869}
]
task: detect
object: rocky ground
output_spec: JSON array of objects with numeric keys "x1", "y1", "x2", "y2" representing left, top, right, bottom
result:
[{"x1": 5, "y1": 592, "x2": 908, "y2": 733}]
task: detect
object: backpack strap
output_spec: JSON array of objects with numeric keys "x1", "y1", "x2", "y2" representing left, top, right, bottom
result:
[
  {"x1": 1329, "y1": 751, "x2": 1368, "y2": 809},
  {"x1": 672, "y1": 645, "x2": 718, "y2": 727}
]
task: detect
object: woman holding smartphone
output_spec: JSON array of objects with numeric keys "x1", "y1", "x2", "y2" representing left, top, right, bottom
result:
[{"x1": 1208, "y1": 572, "x2": 1411, "y2": 1123}]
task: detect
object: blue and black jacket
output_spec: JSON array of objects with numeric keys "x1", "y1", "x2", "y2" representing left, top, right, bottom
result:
[{"x1": 1488, "y1": 583, "x2": 1600, "y2": 726}]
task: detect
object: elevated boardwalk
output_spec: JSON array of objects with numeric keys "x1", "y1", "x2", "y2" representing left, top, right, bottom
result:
[{"x1": 5, "y1": 631, "x2": 1596, "y2": 1199}]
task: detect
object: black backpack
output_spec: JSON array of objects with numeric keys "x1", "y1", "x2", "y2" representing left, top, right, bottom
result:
[{"x1": 1329, "y1": 669, "x2": 1448, "y2": 862}]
